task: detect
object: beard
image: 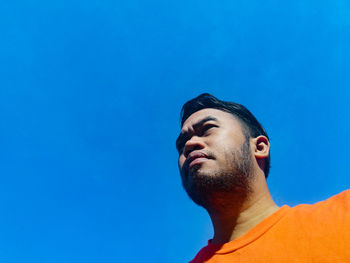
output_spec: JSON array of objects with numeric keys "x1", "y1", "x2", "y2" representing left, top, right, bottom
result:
[{"x1": 181, "y1": 138, "x2": 253, "y2": 208}]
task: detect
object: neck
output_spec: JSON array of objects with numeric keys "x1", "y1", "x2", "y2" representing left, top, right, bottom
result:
[{"x1": 207, "y1": 177, "x2": 279, "y2": 244}]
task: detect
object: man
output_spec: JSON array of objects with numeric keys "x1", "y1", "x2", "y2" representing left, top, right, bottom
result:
[{"x1": 176, "y1": 93, "x2": 350, "y2": 262}]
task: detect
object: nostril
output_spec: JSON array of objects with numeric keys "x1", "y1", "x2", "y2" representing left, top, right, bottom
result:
[
  {"x1": 184, "y1": 144, "x2": 201, "y2": 158},
  {"x1": 183, "y1": 136, "x2": 205, "y2": 158},
  {"x1": 184, "y1": 146, "x2": 192, "y2": 158},
  {"x1": 184, "y1": 148, "x2": 190, "y2": 158}
]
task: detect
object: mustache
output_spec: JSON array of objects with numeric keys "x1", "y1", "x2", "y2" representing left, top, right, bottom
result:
[{"x1": 182, "y1": 151, "x2": 215, "y2": 176}]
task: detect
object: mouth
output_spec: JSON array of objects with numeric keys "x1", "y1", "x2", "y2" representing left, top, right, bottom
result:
[
  {"x1": 186, "y1": 152, "x2": 211, "y2": 169},
  {"x1": 189, "y1": 157, "x2": 208, "y2": 168}
]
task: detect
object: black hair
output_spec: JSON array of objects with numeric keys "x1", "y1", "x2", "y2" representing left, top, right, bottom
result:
[{"x1": 179, "y1": 93, "x2": 271, "y2": 178}]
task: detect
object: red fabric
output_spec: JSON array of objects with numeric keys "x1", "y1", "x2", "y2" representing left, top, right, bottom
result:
[{"x1": 190, "y1": 190, "x2": 350, "y2": 263}]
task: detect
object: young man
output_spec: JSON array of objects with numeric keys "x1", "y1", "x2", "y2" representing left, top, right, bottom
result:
[{"x1": 176, "y1": 93, "x2": 350, "y2": 262}]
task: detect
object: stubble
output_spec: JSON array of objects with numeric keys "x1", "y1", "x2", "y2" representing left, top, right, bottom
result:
[{"x1": 182, "y1": 138, "x2": 253, "y2": 208}]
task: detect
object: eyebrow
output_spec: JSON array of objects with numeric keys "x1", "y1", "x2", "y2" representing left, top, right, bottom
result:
[{"x1": 176, "y1": 116, "x2": 218, "y2": 151}]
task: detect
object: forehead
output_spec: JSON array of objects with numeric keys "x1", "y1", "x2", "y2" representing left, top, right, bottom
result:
[{"x1": 182, "y1": 108, "x2": 242, "y2": 130}]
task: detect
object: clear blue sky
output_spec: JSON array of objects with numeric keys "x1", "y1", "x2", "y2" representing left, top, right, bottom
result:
[{"x1": 1, "y1": 0, "x2": 350, "y2": 262}]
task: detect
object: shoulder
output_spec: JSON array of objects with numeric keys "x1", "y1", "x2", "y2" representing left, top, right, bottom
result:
[
  {"x1": 289, "y1": 189, "x2": 350, "y2": 222},
  {"x1": 325, "y1": 189, "x2": 350, "y2": 206},
  {"x1": 298, "y1": 189, "x2": 350, "y2": 210}
]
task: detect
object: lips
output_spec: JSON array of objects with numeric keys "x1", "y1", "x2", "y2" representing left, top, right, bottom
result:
[{"x1": 187, "y1": 152, "x2": 210, "y2": 168}]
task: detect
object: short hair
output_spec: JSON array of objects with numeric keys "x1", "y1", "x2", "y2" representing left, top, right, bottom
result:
[{"x1": 179, "y1": 93, "x2": 271, "y2": 178}]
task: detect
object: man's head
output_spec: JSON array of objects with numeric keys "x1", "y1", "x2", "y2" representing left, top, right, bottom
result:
[{"x1": 176, "y1": 93, "x2": 270, "y2": 207}]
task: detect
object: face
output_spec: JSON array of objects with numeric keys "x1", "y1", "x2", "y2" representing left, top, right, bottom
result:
[{"x1": 176, "y1": 108, "x2": 254, "y2": 207}]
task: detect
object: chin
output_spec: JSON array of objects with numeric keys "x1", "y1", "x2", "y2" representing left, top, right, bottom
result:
[
  {"x1": 189, "y1": 162, "x2": 215, "y2": 175},
  {"x1": 193, "y1": 166, "x2": 220, "y2": 178}
]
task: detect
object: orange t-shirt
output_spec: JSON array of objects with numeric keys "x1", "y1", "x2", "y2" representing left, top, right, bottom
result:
[{"x1": 190, "y1": 190, "x2": 350, "y2": 263}]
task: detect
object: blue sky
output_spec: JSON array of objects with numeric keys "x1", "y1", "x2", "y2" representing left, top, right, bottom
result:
[{"x1": 1, "y1": 0, "x2": 350, "y2": 262}]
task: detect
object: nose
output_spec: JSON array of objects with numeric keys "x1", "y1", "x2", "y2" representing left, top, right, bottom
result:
[{"x1": 183, "y1": 136, "x2": 205, "y2": 158}]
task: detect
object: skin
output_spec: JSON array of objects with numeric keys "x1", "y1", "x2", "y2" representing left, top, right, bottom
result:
[{"x1": 177, "y1": 108, "x2": 279, "y2": 244}]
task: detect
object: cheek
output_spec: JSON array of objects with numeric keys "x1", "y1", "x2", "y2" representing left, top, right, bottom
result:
[{"x1": 178, "y1": 156, "x2": 185, "y2": 168}]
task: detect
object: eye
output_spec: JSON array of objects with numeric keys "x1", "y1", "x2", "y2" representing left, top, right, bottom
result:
[{"x1": 201, "y1": 124, "x2": 217, "y2": 135}]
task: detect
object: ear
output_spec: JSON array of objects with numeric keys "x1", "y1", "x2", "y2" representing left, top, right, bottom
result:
[{"x1": 252, "y1": 136, "x2": 270, "y2": 159}]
